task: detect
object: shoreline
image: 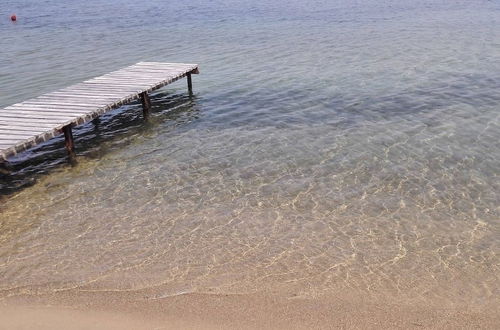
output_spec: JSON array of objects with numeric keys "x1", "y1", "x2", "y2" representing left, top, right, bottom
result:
[{"x1": 1, "y1": 290, "x2": 498, "y2": 329}]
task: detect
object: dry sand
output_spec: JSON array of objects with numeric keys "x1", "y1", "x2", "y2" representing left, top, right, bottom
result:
[{"x1": 1, "y1": 290, "x2": 498, "y2": 329}]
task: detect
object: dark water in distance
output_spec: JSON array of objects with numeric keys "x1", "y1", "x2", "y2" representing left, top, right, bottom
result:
[{"x1": 0, "y1": 0, "x2": 499, "y2": 309}]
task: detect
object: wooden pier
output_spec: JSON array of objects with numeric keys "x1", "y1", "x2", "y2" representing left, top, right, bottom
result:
[{"x1": 0, "y1": 62, "x2": 199, "y2": 161}]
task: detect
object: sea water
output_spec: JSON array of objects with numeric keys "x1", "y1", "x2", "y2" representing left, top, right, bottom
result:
[{"x1": 0, "y1": 0, "x2": 499, "y2": 309}]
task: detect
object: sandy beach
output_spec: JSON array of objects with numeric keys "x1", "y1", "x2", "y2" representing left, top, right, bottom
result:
[{"x1": 1, "y1": 289, "x2": 499, "y2": 329}]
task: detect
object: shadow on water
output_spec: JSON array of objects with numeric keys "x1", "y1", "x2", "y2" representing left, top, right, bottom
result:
[
  {"x1": 0, "y1": 90, "x2": 201, "y2": 196},
  {"x1": 1, "y1": 73, "x2": 498, "y2": 196}
]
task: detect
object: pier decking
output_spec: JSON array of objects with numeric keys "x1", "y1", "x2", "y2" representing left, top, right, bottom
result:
[{"x1": 0, "y1": 62, "x2": 199, "y2": 161}]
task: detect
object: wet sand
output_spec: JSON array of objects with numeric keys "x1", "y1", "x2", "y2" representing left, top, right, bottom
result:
[{"x1": 1, "y1": 290, "x2": 498, "y2": 329}]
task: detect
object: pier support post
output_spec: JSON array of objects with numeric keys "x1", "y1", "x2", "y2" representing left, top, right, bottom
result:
[
  {"x1": 187, "y1": 73, "x2": 193, "y2": 94},
  {"x1": 140, "y1": 92, "x2": 151, "y2": 119},
  {"x1": 62, "y1": 125, "x2": 75, "y2": 159}
]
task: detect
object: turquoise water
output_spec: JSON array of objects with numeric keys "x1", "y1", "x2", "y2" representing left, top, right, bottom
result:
[{"x1": 0, "y1": 0, "x2": 499, "y2": 309}]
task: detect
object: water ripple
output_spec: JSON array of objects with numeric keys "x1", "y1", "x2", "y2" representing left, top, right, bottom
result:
[{"x1": 0, "y1": 0, "x2": 499, "y2": 310}]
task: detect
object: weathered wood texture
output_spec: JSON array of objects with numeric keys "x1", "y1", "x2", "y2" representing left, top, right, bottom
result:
[{"x1": 0, "y1": 62, "x2": 199, "y2": 161}]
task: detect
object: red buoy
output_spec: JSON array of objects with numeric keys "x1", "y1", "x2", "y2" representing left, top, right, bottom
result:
[{"x1": 10, "y1": 14, "x2": 17, "y2": 22}]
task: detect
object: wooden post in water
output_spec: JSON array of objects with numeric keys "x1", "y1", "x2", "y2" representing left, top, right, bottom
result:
[
  {"x1": 187, "y1": 73, "x2": 193, "y2": 93},
  {"x1": 62, "y1": 125, "x2": 75, "y2": 158},
  {"x1": 140, "y1": 92, "x2": 151, "y2": 118}
]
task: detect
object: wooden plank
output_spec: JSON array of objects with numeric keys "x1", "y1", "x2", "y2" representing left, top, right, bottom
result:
[
  {"x1": 0, "y1": 121, "x2": 63, "y2": 128},
  {"x1": 6, "y1": 102, "x2": 104, "y2": 109},
  {"x1": 118, "y1": 71, "x2": 190, "y2": 77},
  {"x1": 103, "y1": 72, "x2": 182, "y2": 78},
  {"x1": 0, "y1": 125, "x2": 47, "y2": 131},
  {"x1": 0, "y1": 110, "x2": 85, "y2": 118},
  {"x1": 92, "y1": 78, "x2": 165, "y2": 84},
  {"x1": 86, "y1": 75, "x2": 160, "y2": 80},
  {"x1": 87, "y1": 78, "x2": 156, "y2": 86},
  {"x1": 118, "y1": 68, "x2": 181, "y2": 74},
  {"x1": 35, "y1": 98, "x2": 118, "y2": 106},
  {"x1": 6, "y1": 103, "x2": 95, "y2": 109},
  {"x1": 23, "y1": 100, "x2": 111, "y2": 107},
  {"x1": 62, "y1": 84, "x2": 142, "y2": 92},
  {"x1": 0, "y1": 144, "x2": 16, "y2": 149},
  {"x1": 51, "y1": 88, "x2": 135, "y2": 95},
  {"x1": 25, "y1": 97, "x2": 111, "y2": 104},
  {"x1": 5, "y1": 105, "x2": 99, "y2": 112},
  {"x1": 3, "y1": 105, "x2": 93, "y2": 112},
  {"x1": 0, "y1": 132, "x2": 40, "y2": 139},
  {"x1": 0, "y1": 116, "x2": 77, "y2": 125},
  {"x1": 48, "y1": 91, "x2": 126, "y2": 97},
  {"x1": 0, "y1": 113, "x2": 75, "y2": 121},
  {"x1": 102, "y1": 69, "x2": 181, "y2": 75},
  {"x1": 79, "y1": 81, "x2": 145, "y2": 87},
  {"x1": 97, "y1": 70, "x2": 187, "y2": 77},
  {"x1": 0, "y1": 128, "x2": 49, "y2": 135},
  {"x1": 0, "y1": 135, "x2": 43, "y2": 143},
  {"x1": 35, "y1": 95, "x2": 113, "y2": 103},
  {"x1": 80, "y1": 79, "x2": 150, "y2": 85},
  {"x1": 80, "y1": 82, "x2": 148, "y2": 89},
  {"x1": 62, "y1": 84, "x2": 139, "y2": 91},
  {"x1": 50, "y1": 91, "x2": 133, "y2": 97},
  {"x1": 0, "y1": 138, "x2": 33, "y2": 145},
  {"x1": 134, "y1": 62, "x2": 196, "y2": 68}
]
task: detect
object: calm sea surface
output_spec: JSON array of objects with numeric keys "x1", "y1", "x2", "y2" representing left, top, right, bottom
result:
[{"x1": 0, "y1": 0, "x2": 499, "y2": 308}]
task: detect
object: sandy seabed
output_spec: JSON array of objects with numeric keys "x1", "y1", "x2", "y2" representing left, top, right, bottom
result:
[{"x1": 1, "y1": 290, "x2": 498, "y2": 330}]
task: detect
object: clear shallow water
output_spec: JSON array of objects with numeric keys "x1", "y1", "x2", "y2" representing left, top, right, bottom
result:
[{"x1": 0, "y1": 0, "x2": 499, "y2": 308}]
